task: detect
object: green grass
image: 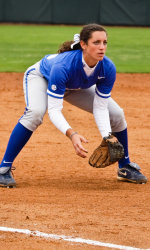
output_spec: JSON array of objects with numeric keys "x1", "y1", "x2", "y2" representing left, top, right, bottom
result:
[
  {"x1": 0, "y1": 24, "x2": 150, "y2": 72},
  {"x1": 106, "y1": 26, "x2": 150, "y2": 73}
]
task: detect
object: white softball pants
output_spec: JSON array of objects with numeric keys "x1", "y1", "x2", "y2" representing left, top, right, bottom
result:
[{"x1": 19, "y1": 61, "x2": 127, "y2": 132}]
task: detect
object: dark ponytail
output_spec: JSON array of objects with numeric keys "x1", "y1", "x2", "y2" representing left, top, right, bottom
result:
[{"x1": 57, "y1": 40, "x2": 81, "y2": 53}]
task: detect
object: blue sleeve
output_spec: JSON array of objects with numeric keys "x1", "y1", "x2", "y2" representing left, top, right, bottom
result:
[
  {"x1": 47, "y1": 65, "x2": 69, "y2": 99},
  {"x1": 96, "y1": 60, "x2": 116, "y2": 98}
]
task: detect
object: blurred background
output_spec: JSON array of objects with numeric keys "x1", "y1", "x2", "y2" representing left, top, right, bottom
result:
[
  {"x1": 0, "y1": 0, "x2": 150, "y2": 73},
  {"x1": 0, "y1": 0, "x2": 150, "y2": 26}
]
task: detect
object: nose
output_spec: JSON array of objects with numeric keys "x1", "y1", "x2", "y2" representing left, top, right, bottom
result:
[{"x1": 99, "y1": 42, "x2": 105, "y2": 49}]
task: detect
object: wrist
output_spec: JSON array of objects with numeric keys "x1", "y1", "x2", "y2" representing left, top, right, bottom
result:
[
  {"x1": 66, "y1": 128, "x2": 78, "y2": 139},
  {"x1": 70, "y1": 131, "x2": 78, "y2": 139},
  {"x1": 103, "y1": 133, "x2": 113, "y2": 141}
]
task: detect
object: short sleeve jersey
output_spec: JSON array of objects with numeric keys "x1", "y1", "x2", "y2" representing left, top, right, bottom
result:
[{"x1": 40, "y1": 49, "x2": 116, "y2": 99}]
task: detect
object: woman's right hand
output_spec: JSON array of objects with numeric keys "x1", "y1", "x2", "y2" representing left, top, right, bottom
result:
[{"x1": 71, "y1": 133, "x2": 88, "y2": 158}]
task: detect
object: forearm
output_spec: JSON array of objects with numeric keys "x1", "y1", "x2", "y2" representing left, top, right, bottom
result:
[
  {"x1": 48, "y1": 109, "x2": 71, "y2": 134},
  {"x1": 93, "y1": 108, "x2": 111, "y2": 137},
  {"x1": 93, "y1": 94, "x2": 111, "y2": 138},
  {"x1": 48, "y1": 95, "x2": 88, "y2": 158},
  {"x1": 48, "y1": 95, "x2": 71, "y2": 134}
]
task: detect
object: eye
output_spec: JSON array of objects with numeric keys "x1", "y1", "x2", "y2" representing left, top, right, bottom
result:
[
  {"x1": 93, "y1": 40, "x2": 108, "y2": 45},
  {"x1": 93, "y1": 41, "x2": 100, "y2": 45}
]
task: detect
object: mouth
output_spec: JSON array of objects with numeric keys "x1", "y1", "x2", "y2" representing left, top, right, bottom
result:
[{"x1": 98, "y1": 53, "x2": 104, "y2": 57}]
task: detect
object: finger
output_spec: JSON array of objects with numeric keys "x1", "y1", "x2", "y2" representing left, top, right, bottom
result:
[
  {"x1": 74, "y1": 144, "x2": 88, "y2": 158},
  {"x1": 78, "y1": 152, "x2": 87, "y2": 158},
  {"x1": 77, "y1": 151, "x2": 87, "y2": 158},
  {"x1": 77, "y1": 144, "x2": 88, "y2": 153},
  {"x1": 80, "y1": 136, "x2": 88, "y2": 143}
]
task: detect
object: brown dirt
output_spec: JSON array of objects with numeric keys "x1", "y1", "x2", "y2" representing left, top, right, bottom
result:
[{"x1": 0, "y1": 72, "x2": 150, "y2": 249}]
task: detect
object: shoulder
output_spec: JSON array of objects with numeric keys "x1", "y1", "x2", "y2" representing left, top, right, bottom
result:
[
  {"x1": 41, "y1": 50, "x2": 81, "y2": 64},
  {"x1": 50, "y1": 51, "x2": 81, "y2": 78},
  {"x1": 102, "y1": 56, "x2": 116, "y2": 74},
  {"x1": 56, "y1": 49, "x2": 81, "y2": 60},
  {"x1": 52, "y1": 50, "x2": 82, "y2": 73}
]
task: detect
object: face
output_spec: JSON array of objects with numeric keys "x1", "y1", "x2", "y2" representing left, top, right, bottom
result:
[{"x1": 80, "y1": 31, "x2": 107, "y2": 67}]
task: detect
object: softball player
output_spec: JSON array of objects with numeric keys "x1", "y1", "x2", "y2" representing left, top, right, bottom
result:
[{"x1": 0, "y1": 24, "x2": 147, "y2": 187}]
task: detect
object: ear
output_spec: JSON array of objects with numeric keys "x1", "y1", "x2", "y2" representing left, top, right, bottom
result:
[{"x1": 80, "y1": 40, "x2": 86, "y2": 50}]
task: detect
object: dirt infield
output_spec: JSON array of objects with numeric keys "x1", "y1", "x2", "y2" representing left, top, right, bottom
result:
[{"x1": 0, "y1": 72, "x2": 150, "y2": 249}]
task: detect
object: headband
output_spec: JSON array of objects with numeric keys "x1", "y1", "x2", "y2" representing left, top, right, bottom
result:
[{"x1": 71, "y1": 33, "x2": 80, "y2": 49}]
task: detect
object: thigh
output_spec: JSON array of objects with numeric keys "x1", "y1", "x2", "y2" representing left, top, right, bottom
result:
[
  {"x1": 64, "y1": 85, "x2": 95, "y2": 113},
  {"x1": 23, "y1": 63, "x2": 48, "y2": 113},
  {"x1": 65, "y1": 88, "x2": 122, "y2": 116}
]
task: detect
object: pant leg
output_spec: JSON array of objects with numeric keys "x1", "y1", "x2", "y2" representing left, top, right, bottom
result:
[
  {"x1": 64, "y1": 86, "x2": 95, "y2": 113},
  {"x1": 108, "y1": 98, "x2": 127, "y2": 132},
  {"x1": 19, "y1": 61, "x2": 48, "y2": 131},
  {"x1": 0, "y1": 62, "x2": 48, "y2": 170}
]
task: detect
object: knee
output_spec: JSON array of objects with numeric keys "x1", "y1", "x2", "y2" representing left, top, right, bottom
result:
[
  {"x1": 31, "y1": 108, "x2": 45, "y2": 124},
  {"x1": 116, "y1": 107, "x2": 125, "y2": 120},
  {"x1": 111, "y1": 108, "x2": 127, "y2": 132},
  {"x1": 19, "y1": 107, "x2": 46, "y2": 131}
]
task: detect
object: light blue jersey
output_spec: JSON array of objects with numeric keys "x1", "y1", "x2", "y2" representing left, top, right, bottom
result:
[{"x1": 40, "y1": 49, "x2": 116, "y2": 99}]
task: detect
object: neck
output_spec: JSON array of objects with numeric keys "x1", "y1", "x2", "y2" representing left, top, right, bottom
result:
[{"x1": 83, "y1": 54, "x2": 98, "y2": 68}]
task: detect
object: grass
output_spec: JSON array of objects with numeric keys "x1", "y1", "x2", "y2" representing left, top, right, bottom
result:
[
  {"x1": 106, "y1": 26, "x2": 150, "y2": 73},
  {"x1": 0, "y1": 24, "x2": 150, "y2": 72}
]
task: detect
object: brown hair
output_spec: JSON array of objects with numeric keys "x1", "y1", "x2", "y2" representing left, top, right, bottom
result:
[{"x1": 58, "y1": 23, "x2": 107, "y2": 53}]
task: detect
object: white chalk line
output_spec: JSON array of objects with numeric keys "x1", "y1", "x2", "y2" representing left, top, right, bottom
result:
[{"x1": 0, "y1": 226, "x2": 149, "y2": 250}]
